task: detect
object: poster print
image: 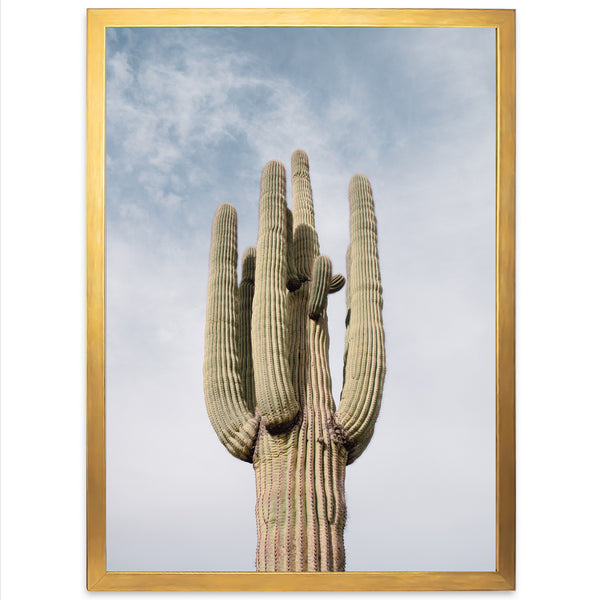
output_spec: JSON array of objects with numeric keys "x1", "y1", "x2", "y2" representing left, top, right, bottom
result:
[{"x1": 87, "y1": 9, "x2": 515, "y2": 591}]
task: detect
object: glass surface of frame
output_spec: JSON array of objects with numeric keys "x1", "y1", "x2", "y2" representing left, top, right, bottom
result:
[{"x1": 87, "y1": 8, "x2": 515, "y2": 591}]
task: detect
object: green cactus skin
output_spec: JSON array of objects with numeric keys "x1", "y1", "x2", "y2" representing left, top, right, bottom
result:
[
  {"x1": 308, "y1": 255, "x2": 332, "y2": 320},
  {"x1": 203, "y1": 150, "x2": 385, "y2": 571}
]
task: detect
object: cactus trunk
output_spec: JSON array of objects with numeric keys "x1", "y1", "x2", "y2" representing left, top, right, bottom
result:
[
  {"x1": 204, "y1": 151, "x2": 385, "y2": 571},
  {"x1": 254, "y1": 286, "x2": 347, "y2": 571}
]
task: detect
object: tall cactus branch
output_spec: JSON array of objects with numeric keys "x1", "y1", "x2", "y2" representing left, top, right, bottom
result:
[
  {"x1": 203, "y1": 152, "x2": 385, "y2": 570},
  {"x1": 291, "y1": 150, "x2": 319, "y2": 280},
  {"x1": 308, "y1": 255, "x2": 332, "y2": 320},
  {"x1": 238, "y1": 247, "x2": 256, "y2": 413},
  {"x1": 252, "y1": 161, "x2": 300, "y2": 433},
  {"x1": 204, "y1": 204, "x2": 260, "y2": 462},
  {"x1": 336, "y1": 175, "x2": 385, "y2": 464}
]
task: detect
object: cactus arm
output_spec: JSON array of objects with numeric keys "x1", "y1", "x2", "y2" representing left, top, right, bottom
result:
[
  {"x1": 252, "y1": 161, "x2": 300, "y2": 433},
  {"x1": 291, "y1": 150, "x2": 320, "y2": 278},
  {"x1": 291, "y1": 149, "x2": 344, "y2": 299},
  {"x1": 238, "y1": 247, "x2": 256, "y2": 413},
  {"x1": 203, "y1": 203, "x2": 259, "y2": 462},
  {"x1": 308, "y1": 255, "x2": 332, "y2": 320},
  {"x1": 286, "y1": 208, "x2": 302, "y2": 292},
  {"x1": 328, "y1": 273, "x2": 346, "y2": 294},
  {"x1": 335, "y1": 175, "x2": 385, "y2": 464},
  {"x1": 291, "y1": 149, "x2": 316, "y2": 228}
]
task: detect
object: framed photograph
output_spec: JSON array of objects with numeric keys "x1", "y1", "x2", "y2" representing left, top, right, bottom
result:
[{"x1": 87, "y1": 8, "x2": 515, "y2": 591}]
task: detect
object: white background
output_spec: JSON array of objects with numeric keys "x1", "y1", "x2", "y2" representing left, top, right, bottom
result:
[{"x1": 1, "y1": 0, "x2": 599, "y2": 597}]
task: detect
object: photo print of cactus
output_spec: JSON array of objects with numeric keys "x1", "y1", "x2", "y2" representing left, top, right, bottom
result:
[{"x1": 105, "y1": 26, "x2": 496, "y2": 572}]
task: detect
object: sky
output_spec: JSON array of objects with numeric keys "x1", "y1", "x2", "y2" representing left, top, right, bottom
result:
[{"x1": 105, "y1": 26, "x2": 496, "y2": 572}]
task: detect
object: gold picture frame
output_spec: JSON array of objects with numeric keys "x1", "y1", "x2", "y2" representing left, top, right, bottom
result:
[{"x1": 87, "y1": 8, "x2": 515, "y2": 591}]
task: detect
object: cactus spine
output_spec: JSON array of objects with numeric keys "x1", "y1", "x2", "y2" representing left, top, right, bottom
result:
[{"x1": 204, "y1": 151, "x2": 385, "y2": 571}]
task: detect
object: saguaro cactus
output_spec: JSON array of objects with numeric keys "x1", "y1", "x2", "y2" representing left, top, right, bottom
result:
[{"x1": 204, "y1": 150, "x2": 385, "y2": 571}]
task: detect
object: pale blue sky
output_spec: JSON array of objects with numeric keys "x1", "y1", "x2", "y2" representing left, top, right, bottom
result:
[{"x1": 105, "y1": 26, "x2": 496, "y2": 572}]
